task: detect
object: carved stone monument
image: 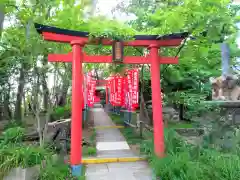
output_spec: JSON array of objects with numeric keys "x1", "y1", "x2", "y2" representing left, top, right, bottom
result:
[{"x1": 209, "y1": 74, "x2": 240, "y2": 124}]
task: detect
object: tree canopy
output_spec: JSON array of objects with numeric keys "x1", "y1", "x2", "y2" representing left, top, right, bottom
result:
[{"x1": 0, "y1": 0, "x2": 240, "y2": 121}]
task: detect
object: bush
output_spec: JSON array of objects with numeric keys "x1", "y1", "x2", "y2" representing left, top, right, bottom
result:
[
  {"x1": 88, "y1": 147, "x2": 97, "y2": 156},
  {"x1": 109, "y1": 114, "x2": 124, "y2": 125},
  {"x1": 0, "y1": 145, "x2": 51, "y2": 168},
  {"x1": 38, "y1": 159, "x2": 85, "y2": 180},
  {"x1": 0, "y1": 145, "x2": 52, "y2": 178},
  {"x1": 140, "y1": 129, "x2": 240, "y2": 180},
  {"x1": 38, "y1": 160, "x2": 70, "y2": 180},
  {"x1": 121, "y1": 127, "x2": 142, "y2": 144},
  {"x1": 140, "y1": 139, "x2": 154, "y2": 158},
  {"x1": 3, "y1": 120, "x2": 25, "y2": 130},
  {"x1": 0, "y1": 127, "x2": 53, "y2": 178},
  {"x1": 50, "y1": 105, "x2": 71, "y2": 122},
  {"x1": 82, "y1": 146, "x2": 97, "y2": 156},
  {"x1": 151, "y1": 149, "x2": 240, "y2": 180},
  {"x1": 1, "y1": 127, "x2": 25, "y2": 145}
]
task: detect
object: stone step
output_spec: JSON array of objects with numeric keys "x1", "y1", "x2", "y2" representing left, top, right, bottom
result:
[{"x1": 96, "y1": 141, "x2": 130, "y2": 151}]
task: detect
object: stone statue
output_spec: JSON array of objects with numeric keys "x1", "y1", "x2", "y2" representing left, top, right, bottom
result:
[{"x1": 210, "y1": 74, "x2": 240, "y2": 101}]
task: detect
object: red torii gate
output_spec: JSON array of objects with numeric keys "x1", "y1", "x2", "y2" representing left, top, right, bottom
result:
[{"x1": 34, "y1": 23, "x2": 188, "y2": 176}]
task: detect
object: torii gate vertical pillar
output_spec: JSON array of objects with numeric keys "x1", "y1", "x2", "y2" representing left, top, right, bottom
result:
[
  {"x1": 70, "y1": 41, "x2": 83, "y2": 176},
  {"x1": 149, "y1": 45, "x2": 164, "y2": 157}
]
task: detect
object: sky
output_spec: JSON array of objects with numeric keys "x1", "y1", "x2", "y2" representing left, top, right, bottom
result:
[
  {"x1": 94, "y1": 0, "x2": 136, "y2": 21},
  {"x1": 3, "y1": 0, "x2": 135, "y2": 28},
  {"x1": 95, "y1": 0, "x2": 125, "y2": 16}
]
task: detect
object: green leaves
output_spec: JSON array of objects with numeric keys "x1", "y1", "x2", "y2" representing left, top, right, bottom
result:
[
  {"x1": 140, "y1": 128, "x2": 240, "y2": 180},
  {"x1": 1, "y1": 127, "x2": 25, "y2": 144}
]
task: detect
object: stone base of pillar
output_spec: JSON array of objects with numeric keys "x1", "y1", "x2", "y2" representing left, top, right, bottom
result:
[{"x1": 71, "y1": 164, "x2": 82, "y2": 177}]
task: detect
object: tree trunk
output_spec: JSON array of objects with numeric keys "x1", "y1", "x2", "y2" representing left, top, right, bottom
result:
[
  {"x1": 14, "y1": 66, "x2": 25, "y2": 121},
  {"x1": 42, "y1": 74, "x2": 49, "y2": 111},
  {"x1": 179, "y1": 103, "x2": 184, "y2": 120},
  {"x1": 57, "y1": 80, "x2": 70, "y2": 106},
  {"x1": 0, "y1": 92, "x2": 3, "y2": 121},
  {"x1": 0, "y1": 4, "x2": 5, "y2": 37},
  {"x1": 32, "y1": 66, "x2": 43, "y2": 146},
  {"x1": 32, "y1": 68, "x2": 40, "y2": 113},
  {"x1": 3, "y1": 89, "x2": 11, "y2": 120},
  {"x1": 94, "y1": 68, "x2": 99, "y2": 80},
  {"x1": 39, "y1": 55, "x2": 49, "y2": 111},
  {"x1": 139, "y1": 65, "x2": 152, "y2": 125},
  {"x1": 23, "y1": 91, "x2": 28, "y2": 116},
  {"x1": 57, "y1": 64, "x2": 71, "y2": 107},
  {"x1": 55, "y1": 86, "x2": 60, "y2": 107}
]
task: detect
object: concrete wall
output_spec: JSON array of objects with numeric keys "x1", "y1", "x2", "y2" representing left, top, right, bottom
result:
[{"x1": 4, "y1": 166, "x2": 40, "y2": 180}]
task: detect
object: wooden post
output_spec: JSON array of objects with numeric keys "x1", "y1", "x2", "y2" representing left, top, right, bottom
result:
[
  {"x1": 149, "y1": 45, "x2": 164, "y2": 157},
  {"x1": 139, "y1": 121, "x2": 143, "y2": 138},
  {"x1": 70, "y1": 41, "x2": 84, "y2": 177}
]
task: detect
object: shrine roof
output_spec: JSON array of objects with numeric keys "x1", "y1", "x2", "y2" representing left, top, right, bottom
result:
[{"x1": 34, "y1": 23, "x2": 189, "y2": 41}]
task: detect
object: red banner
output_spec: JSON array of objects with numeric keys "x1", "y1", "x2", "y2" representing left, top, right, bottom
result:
[
  {"x1": 115, "y1": 75, "x2": 124, "y2": 106},
  {"x1": 108, "y1": 75, "x2": 124, "y2": 106},
  {"x1": 126, "y1": 69, "x2": 139, "y2": 110},
  {"x1": 124, "y1": 76, "x2": 132, "y2": 109},
  {"x1": 126, "y1": 70, "x2": 133, "y2": 109},
  {"x1": 132, "y1": 69, "x2": 139, "y2": 108},
  {"x1": 87, "y1": 72, "x2": 96, "y2": 107},
  {"x1": 109, "y1": 76, "x2": 115, "y2": 106}
]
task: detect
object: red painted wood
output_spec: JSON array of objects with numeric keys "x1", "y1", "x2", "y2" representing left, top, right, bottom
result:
[
  {"x1": 42, "y1": 32, "x2": 183, "y2": 47},
  {"x1": 48, "y1": 53, "x2": 72, "y2": 62},
  {"x1": 124, "y1": 56, "x2": 149, "y2": 64},
  {"x1": 159, "y1": 57, "x2": 178, "y2": 64},
  {"x1": 150, "y1": 45, "x2": 165, "y2": 157},
  {"x1": 43, "y1": 32, "x2": 87, "y2": 43},
  {"x1": 48, "y1": 53, "x2": 178, "y2": 64},
  {"x1": 70, "y1": 44, "x2": 83, "y2": 166},
  {"x1": 85, "y1": 55, "x2": 112, "y2": 63}
]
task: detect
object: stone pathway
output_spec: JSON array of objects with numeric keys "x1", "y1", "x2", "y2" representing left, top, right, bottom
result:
[
  {"x1": 86, "y1": 161, "x2": 152, "y2": 180},
  {"x1": 85, "y1": 108, "x2": 152, "y2": 180}
]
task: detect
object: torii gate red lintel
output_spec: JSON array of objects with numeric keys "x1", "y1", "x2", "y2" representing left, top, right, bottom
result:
[
  {"x1": 35, "y1": 23, "x2": 187, "y2": 177},
  {"x1": 48, "y1": 52, "x2": 178, "y2": 64}
]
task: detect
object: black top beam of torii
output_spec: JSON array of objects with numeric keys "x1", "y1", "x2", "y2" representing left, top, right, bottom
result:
[{"x1": 34, "y1": 23, "x2": 189, "y2": 41}]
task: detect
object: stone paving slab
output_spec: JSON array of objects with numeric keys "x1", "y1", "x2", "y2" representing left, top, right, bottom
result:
[
  {"x1": 96, "y1": 129, "x2": 125, "y2": 142},
  {"x1": 91, "y1": 108, "x2": 116, "y2": 127},
  {"x1": 86, "y1": 162, "x2": 152, "y2": 180},
  {"x1": 86, "y1": 171, "x2": 137, "y2": 180},
  {"x1": 97, "y1": 149, "x2": 136, "y2": 158},
  {"x1": 106, "y1": 161, "x2": 150, "y2": 171},
  {"x1": 96, "y1": 141, "x2": 130, "y2": 151}
]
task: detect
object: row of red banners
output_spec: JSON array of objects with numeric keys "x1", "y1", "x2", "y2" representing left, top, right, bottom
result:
[
  {"x1": 107, "y1": 69, "x2": 139, "y2": 110},
  {"x1": 85, "y1": 69, "x2": 139, "y2": 110}
]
